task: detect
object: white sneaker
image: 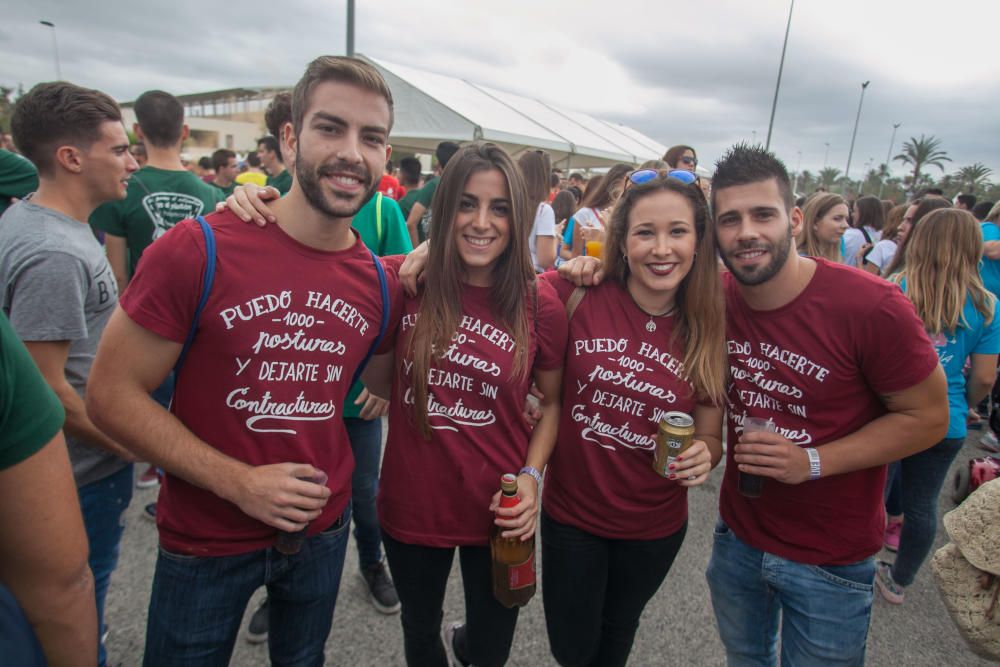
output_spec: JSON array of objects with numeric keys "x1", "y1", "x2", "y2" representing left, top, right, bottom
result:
[
  {"x1": 442, "y1": 621, "x2": 465, "y2": 667},
  {"x1": 981, "y1": 431, "x2": 1000, "y2": 453}
]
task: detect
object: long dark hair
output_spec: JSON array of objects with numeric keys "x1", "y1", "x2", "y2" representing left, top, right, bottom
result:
[
  {"x1": 408, "y1": 143, "x2": 535, "y2": 437},
  {"x1": 603, "y1": 177, "x2": 726, "y2": 404},
  {"x1": 885, "y1": 197, "x2": 952, "y2": 276},
  {"x1": 581, "y1": 164, "x2": 631, "y2": 211},
  {"x1": 853, "y1": 195, "x2": 885, "y2": 232},
  {"x1": 517, "y1": 150, "x2": 551, "y2": 206}
]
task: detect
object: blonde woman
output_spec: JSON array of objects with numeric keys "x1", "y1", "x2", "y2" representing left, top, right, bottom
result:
[
  {"x1": 875, "y1": 209, "x2": 1000, "y2": 605},
  {"x1": 796, "y1": 193, "x2": 849, "y2": 262}
]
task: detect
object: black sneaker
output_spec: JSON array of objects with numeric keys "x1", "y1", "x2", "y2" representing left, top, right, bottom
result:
[
  {"x1": 142, "y1": 502, "x2": 157, "y2": 522},
  {"x1": 359, "y1": 560, "x2": 401, "y2": 614},
  {"x1": 246, "y1": 598, "x2": 268, "y2": 644},
  {"x1": 442, "y1": 621, "x2": 470, "y2": 667}
]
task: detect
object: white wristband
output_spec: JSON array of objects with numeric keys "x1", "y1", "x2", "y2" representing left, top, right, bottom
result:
[
  {"x1": 805, "y1": 448, "x2": 821, "y2": 480},
  {"x1": 519, "y1": 466, "x2": 543, "y2": 486}
]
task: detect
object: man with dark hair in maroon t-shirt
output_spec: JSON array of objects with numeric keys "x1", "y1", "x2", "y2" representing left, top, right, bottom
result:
[
  {"x1": 87, "y1": 56, "x2": 401, "y2": 665},
  {"x1": 705, "y1": 144, "x2": 948, "y2": 665}
]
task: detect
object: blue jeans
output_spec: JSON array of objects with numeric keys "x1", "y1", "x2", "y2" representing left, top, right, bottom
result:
[
  {"x1": 143, "y1": 503, "x2": 351, "y2": 667},
  {"x1": 78, "y1": 463, "x2": 133, "y2": 667},
  {"x1": 884, "y1": 437, "x2": 965, "y2": 586},
  {"x1": 345, "y1": 417, "x2": 383, "y2": 569},
  {"x1": 706, "y1": 518, "x2": 874, "y2": 666},
  {"x1": 0, "y1": 583, "x2": 46, "y2": 667}
]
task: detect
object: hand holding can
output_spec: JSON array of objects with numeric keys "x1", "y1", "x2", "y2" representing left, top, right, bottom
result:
[{"x1": 738, "y1": 417, "x2": 776, "y2": 498}]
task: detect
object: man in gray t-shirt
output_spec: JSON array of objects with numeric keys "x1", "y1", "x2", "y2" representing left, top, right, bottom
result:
[
  {"x1": 0, "y1": 200, "x2": 125, "y2": 486},
  {"x1": 0, "y1": 81, "x2": 140, "y2": 667}
]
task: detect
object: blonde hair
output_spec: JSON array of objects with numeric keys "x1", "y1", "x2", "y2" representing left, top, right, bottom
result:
[
  {"x1": 891, "y1": 209, "x2": 995, "y2": 336},
  {"x1": 797, "y1": 193, "x2": 847, "y2": 261}
]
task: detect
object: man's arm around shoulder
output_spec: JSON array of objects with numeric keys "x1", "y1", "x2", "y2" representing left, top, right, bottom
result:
[{"x1": 86, "y1": 308, "x2": 331, "y2": 531}]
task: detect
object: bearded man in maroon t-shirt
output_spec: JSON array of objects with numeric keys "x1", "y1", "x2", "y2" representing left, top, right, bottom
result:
[
  {"x1": 87, "y1": 57, "x2": 401, "y2": 665},
  {"x1": 705, "y1": 144, "x2": 948, "y2": 665}
]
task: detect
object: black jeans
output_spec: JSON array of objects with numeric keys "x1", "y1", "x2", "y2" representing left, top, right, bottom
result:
[
  {"x1": 541, "y1": 511, "x2": 687, "y2": 667},
  {"x1": 383, "y1": 532, "x2": 520, "y2": 667}
]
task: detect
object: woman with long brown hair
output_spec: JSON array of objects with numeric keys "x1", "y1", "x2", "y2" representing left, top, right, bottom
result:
[
  {"x1": 864, "y1": 203, "x2": 908, "y2": 275},
  {"x1": 796, "y1": 193, "x2": 849, "y2": 262},
  {"x1": 882, "y1": 197, "x2": 952, "y2": 277},
  {"x1": 543, "y1": 172, "x2": 725, "y2": 666},
  {"x1": 875, "y1": 209, "x2": 1000, "y2": 605},
  {"x1": 365, "y1": 143, "x2": 567, "y2": 667},
  {"x1": 518, "y1": 150, "x2": 558, "y2": 272}
]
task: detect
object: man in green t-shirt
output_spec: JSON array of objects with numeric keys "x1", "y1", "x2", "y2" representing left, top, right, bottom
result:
[
  {"x1": 0, "y1": 148, "x2": 39, "y2": 216},
  {"x1": 395, "y1": 156, "x2": 422, "y2": 225},
  {"x1": 89, "y1": 90, "x2": 223, "y2": 292},
  {"x1": 210, "y1": 148, "x2": 238, "y2": 198},
  {"x1": 404, "y1": 141, "x2": 460, "y2": 246},
  {"x1": 258, "y1": 135, "x2": 292, "y2": 195}
]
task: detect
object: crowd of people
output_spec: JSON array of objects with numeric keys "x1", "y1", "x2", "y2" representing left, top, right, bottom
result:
[{"x1": 0, "y1": 54, "x2": 997, "y2": 667}]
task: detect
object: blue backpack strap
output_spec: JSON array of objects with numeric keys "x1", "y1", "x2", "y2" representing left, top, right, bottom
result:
[
  {"x1": 174, "y1": 216, "x2": 216, "y2": 373},
  {"x1": 351, "y1": 247, "x2": 390, "y2": 386}
]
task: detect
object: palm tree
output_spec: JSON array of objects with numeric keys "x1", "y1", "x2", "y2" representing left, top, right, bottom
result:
[
  {"x1": 818, "y1": 167, "x2": 841, "y2": 189},
  {"x1": 956, "y1": 163, "x2": 993, "y2": 194},
  {"x1": 893, "y1": 134, "x2": 950, "y2": 194}
]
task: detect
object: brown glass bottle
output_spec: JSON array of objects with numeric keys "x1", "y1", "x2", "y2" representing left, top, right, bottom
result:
[{"x1": 490, "y1": 473, "x2": 537, "y2": 608}]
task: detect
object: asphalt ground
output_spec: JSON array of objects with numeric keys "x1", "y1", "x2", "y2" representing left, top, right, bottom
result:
[{"x1": 104, "y1": 421, "x2": 995, "y2": 666}]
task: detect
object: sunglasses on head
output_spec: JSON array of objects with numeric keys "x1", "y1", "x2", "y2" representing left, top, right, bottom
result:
[{"x1": 626, "y1": 168, "x2": 699, "y2": 190}]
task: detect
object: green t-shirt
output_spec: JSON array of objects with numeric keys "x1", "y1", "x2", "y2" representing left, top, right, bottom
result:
[
  {"x1": 397, "y1": 189, "x2": 420, "y2": 224},
  {"x1": 342, "y1": 192, "x2": 413, "y2": 418},
  {"x1": 89, "y1": 166, "x2": 224, "y2": 277},
  {"x1": 0, "y1": 149, "x2": 39, "y2": 217},
  {"x1": 415, "y1": 176, "x2": 439, "y2": 242},
  {"x1": 0, "y1": 312, "x2": 65, "y2": 470},
  {"x1": 266, "y1": 169, "x2": 293, "y2": 195},
  {"x1": 211, "y1": 181, "x2": 236, "y2": 198}
]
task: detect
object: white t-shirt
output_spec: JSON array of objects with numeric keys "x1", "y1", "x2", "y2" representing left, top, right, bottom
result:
[
  {"x1": 530, "y1": 202, "x2": 556, "y2": 273},
  {"x1": 843, "y1": 226, "x2": 882, "y2": 267},
  {"x1": 866, "y1": 238, "x2": 897, "y2": 274}
]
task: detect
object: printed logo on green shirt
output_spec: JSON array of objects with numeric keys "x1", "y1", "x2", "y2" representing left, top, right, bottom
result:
[{"x1": 142, "y1": 192, "x2": 208, "y2": 239}]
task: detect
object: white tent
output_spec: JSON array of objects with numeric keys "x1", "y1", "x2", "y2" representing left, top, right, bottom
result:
[{"x1": 364, "y1": 55, "x2": 668, "y2": 169}]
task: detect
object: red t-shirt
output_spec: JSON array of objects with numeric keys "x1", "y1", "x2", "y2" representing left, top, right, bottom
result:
[
  {"x1": 377, "y1": 267, "x2": 568, "y2": 547},
  {"x1": 121, "y1": 210, "x2": 401, "y2": 556},
  {"x1": 720, "y1": 258, "x2": 939, "y2": 565},
  {"x1": 540, "y1": 274, "x2": 707, "y2": 539},
  {"x1": 377, "y1": 174, "x2": 403, "y2": 200}
]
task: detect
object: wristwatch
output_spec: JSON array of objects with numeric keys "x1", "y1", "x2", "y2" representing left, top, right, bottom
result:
[
  {"x1": 805, "y1": 448, "x2": 821, "y2": 480},
  {"x1": 519, "y1": 466, "x2": 543, "y2": 486}
]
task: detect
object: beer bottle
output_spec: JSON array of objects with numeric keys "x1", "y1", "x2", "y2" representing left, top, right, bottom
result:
[{"x1": 490, "y1": 473, "x2": 536, "y2": 607}]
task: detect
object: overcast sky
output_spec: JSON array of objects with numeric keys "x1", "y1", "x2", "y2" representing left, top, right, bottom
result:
[{"x1": 5, "y1": 0, "x2": 999, "y2": 178}]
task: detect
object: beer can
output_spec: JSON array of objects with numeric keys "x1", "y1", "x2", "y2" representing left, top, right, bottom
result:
[{"x1": 653, "y1": 412, "x2": 695, "y2": 477}]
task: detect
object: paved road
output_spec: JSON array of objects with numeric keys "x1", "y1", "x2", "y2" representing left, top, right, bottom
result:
[{"x1": 104, "y1": 423, "x2": 993, "y2": 666}]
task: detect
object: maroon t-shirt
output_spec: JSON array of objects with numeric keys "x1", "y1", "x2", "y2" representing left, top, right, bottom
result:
[
  {"x1": 121, "y1": 210, "x2": 401, "y2": 556},
  {"x1": 720, "y1": 258, "x2": 939, "y2": 565},
  {"x1": 540, "y1": 274, "x2": 708, "y2": 539},
  {"x1": 377, "y1": 266, "x2": 568, "y2": 547}
]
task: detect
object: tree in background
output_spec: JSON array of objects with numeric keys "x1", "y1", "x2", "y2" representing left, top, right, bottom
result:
[
  {"x1": 894, "y1": 134, "x2": 950, "y2": 195},
  {"x1": 956, "y1": 163, "x2": 994, "y2": 195}
]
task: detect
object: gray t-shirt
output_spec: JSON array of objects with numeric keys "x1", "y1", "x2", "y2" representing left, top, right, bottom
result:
[{"x1": 0, "y1": 200, "x2": 126, "y2": 487}]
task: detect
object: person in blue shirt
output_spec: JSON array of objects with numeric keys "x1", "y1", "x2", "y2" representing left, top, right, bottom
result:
[{"x1": 876, "y1": 208, "x2": 1000, "y2": 605}]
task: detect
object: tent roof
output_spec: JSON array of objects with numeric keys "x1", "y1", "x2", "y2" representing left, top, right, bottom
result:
[{"x1": 364, "y1": 55, "x2": 667, "y2": 169}]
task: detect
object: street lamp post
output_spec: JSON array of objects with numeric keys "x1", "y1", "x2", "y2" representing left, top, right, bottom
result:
[
  {"x1": 843, "y1": 80, "x2": 870, "y2": 194},
  {"x1": 39, "y1": 20, "x2": 61, "y2": 80},
  {"x1": 823, "y1": 142, "x2": 830, "y2": 168},
  {"x1": 793, "y1": 150, "x2": 802, "y2": 194},
  {"x1": 765, "y1": 0, "x2": 795, "y2": 151},
  {"x1": 878, "y1": 122, "x2": 901, "y2": 198},
  {"x1": 346, "y1": 0, "x2": 355, "y2": 57}
]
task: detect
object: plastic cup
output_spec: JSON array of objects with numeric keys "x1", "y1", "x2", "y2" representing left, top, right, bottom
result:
[
  {"x1": 274, "y1": 470, "x2": 328, "y2": 555},
  {"x1": 585, "y1": 240, "x2": 604, "y2": 259},
  {"x1": 738, "y1": 417, "x2": 776, "y2": 498}
]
